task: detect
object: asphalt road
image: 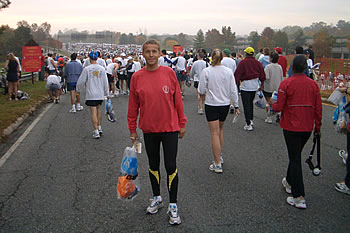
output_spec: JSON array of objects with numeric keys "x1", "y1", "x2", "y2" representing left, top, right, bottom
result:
[{"x1": 0, "y1": 86, "x2": 349, "y2": 232}]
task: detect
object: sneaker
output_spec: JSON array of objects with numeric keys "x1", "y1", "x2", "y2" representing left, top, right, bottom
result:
[
  {"x1": 146, "y1": 196, "x2": 163, "y2": 214},
  {"x1": 265, "y1": 117, "x2": 273, "y2": 124},
  {"x1": 250, "y1": 120, "x2": 254, "y2": 126},
  {"x1": 287, "y1": 196, "x2": 306, "y2": 209},
  {"x1": 198, "y1": 108, "x2": 204, "y2": 115},
  {"x1": 77, "y1": 105, "x2": 84, "y2": 111},
  {"x1": 243, "y1": 124, "x2": 253, "y2": 131},
  {"x1": 98, "y1": 129, "x2": 103, "y2": 135},
  {"x1": 220, "y1": 156, "x2": 224, "y2": 164},
  {"x1": 229, "y1": 105, "x2": 234, "y2": 114},
  {"x1": 282, "y1": 177, "x2": 292, "y2": 194},
  {"x1": 338, "y1": 150, "x2": 348, "y2": 165},
  {"x1": 69, "y1": 108, "x2": 76, "y2": 113},
  {"x1": 209, "y1": 162, "x2": 223, "y2": 173},
  {"x1": 92, "y1": 131, "x2": 100, "y2": 139},
  {"x1": 335, "y1": 182, "x2": 350, "y2": 195},
  {"x1": 168, "y1": 204, "x2": 181, "y2": 225}
]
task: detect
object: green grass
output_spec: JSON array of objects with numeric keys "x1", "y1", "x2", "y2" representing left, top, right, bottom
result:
[{"x1": 0, "y1": 80, "x2": 48, "y2": 134}]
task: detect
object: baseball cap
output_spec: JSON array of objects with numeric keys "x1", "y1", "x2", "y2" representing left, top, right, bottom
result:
[
  {"x1": 222, "y1": 49, "x2": 231, "y2": 57},
  {"x1": 121, "y1": 53, "x2": 126, "y2": 56},
  {"x1": 88, "y1": 50, "x2": 98, "y2": 60},
  {"x1": 274, "y1": 47, "x2": 282, "y2": 54},
  {"x1": 244, "y1": 47, "x2": 255, "y2": 55}
]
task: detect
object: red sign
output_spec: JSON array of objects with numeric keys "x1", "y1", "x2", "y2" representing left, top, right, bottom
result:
[
  {"x1": 173, "y1": 45, "x2": 183, "y2": 54},
  {"x1": 22, "y1": 46, "x2": 42, "y2": 72}
]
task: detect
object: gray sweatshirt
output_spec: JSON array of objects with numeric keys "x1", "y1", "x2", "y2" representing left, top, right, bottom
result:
[{"x1": 77, "y1": 64, "x2": 109, "y2": 100}]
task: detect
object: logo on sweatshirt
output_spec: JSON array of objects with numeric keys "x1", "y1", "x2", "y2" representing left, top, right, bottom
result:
[{"x1": 162, "y1": 85, "x2": 169, "y2": 94}]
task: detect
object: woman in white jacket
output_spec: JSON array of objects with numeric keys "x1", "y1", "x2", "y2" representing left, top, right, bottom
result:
[{"x1": 198, "y1": 49, "x2": 240, "y2": 173}]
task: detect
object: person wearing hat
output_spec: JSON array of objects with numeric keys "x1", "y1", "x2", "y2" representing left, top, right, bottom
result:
[
  {"x1": 234, "y1": 47, "x2": 266, "y2": 131},
  {"x1": 76, "y1": 50, "x2": 110, "y2": 139},
  {"x1": 221, "y1": 48, "x2": 237, "y2": 114},
  {"x1": 274, "y1": 47, "x2": 288, "y2": 78}
]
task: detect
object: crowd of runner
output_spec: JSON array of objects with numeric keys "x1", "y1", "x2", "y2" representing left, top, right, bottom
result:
[{"x1": 6, "y1": 41, "x2": 348, "y2": 225}]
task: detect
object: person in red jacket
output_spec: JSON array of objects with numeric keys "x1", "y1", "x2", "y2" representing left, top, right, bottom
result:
[
  {"x1": 127, "y1": 39, "x2": 187, "y2": 225},
  {"x1": 274, "y1": 47, "x2": 287, "y2": 78},
  {"x1": 272, "y1": 55, "x2": 322, "y2": 209}
]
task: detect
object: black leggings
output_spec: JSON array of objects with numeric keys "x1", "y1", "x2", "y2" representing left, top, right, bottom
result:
[
  {"x1": 283, "y1": 130, "x2": 311, "y2": 198},
  {"x1": 241, "y1": 90, "x2": 256, "y2": 125},
  {"x1": 143, "y1": 132, "x2": 179, "y2": 203}
]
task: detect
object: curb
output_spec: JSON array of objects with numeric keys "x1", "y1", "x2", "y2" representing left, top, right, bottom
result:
[{"x1": 1, "y1": 98, "x2": 48, "y2": 141}]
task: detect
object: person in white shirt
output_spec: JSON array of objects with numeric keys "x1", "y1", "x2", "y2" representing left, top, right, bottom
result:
[
  {"x1": 77, "y1": 50, "x2": 110, "y2": 139},
  {"x1": 158, "y1": 49, "x2": 172, "y2": 67},
  {"x1": 190, "y1": 51, "x2": 207, "y2": 114},
  {"x1": 198, "y1": 49, "x2": 240, "y2": 173},
  {"x1": 46, "y1": 74, "x2": 62, "y2": 103},
  {"x1": 222, "y1": 49, "x2": 237, "y2": 114},
  {"x1": 118, "y1": 53, "x2": 128, "y2": 94},
  {"x1": 97, "y1": 51, "x2": 107, "y2": 70},
  {"x1": 105, "y1": 55, "x2": 113, "y2": 66},
  {"x1": 175, "y1": 52, "x2": 188, "y2": 97},
  {"x1": 106, "y1": 59, "x2": 119, "y2": 97}
]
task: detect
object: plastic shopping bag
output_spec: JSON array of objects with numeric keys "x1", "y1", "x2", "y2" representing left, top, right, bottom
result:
[
  {"x1": 254, "y1": 91, "x2": 266, "y2": 109},
  {"x1": 332, "y1": 94, "x2": 348, "y2": 134},
  {"x1": 106, "y1": 98, "x2": 116, "y2": 122},
  {"x1": 117, "y1": 146, "x2": 140, "y2": 200}
]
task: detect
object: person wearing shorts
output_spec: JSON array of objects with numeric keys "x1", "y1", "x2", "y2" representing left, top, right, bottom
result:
[
  {"x1": 64, "y1": 53, "x2": 83, "y2": 113},
  {"x1": 46, "y1": 74, "x2": 62, "y2": 103},
  {"x1": 190, "y1": 51, "x2": 207, "y2": 114},
  {"x1": 77, "y1": 50, "x2": 109, "y2": 139},
  {"x1": 174, "y1": 52, "x2": 188, "y2": 97},
  {"x1": 198, "y1": 49, "x2": 240, "y2": 173},
  {"x1": 263, "y1": 52, "x2": 283, "y2": 123}
]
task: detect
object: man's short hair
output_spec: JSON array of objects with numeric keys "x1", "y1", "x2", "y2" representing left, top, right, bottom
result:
[
  {"x1": 161, "y1": 49, "x2": 167, "y2": 55},
  {"x1": 295, "y1": 46, "x2": 304, "y2": 54},
  {"x1": 292, "y1": 55, "x2": 307, "y2": 73},
  {"x1": 142, "y1": 39, "x2": 160, "y2": 51},
  {"x1": 270, "y1": 52, "x2": 279, "y2": 63},
  {"x1": 71, "y1": 53, "x2": 77, "y2": 60}
]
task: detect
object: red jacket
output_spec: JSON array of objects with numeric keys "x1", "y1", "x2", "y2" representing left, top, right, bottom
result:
[
  {"x1": 234, "y1": 56, "x2": 266, "y2": 84},
  {"x1": 127, "y1": 66, "x2": 187, "y2": 134},
  {"x1": 272, "y1": 73, "x2": 322, "y2": 132},
  {"x1": 277, "y1": 55, "x2": 288, "y2": 77}
]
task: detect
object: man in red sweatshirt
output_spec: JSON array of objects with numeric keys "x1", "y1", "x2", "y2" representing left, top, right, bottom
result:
[{"x1": 127, "y1": 39, "x2": 187, "y2": 225}]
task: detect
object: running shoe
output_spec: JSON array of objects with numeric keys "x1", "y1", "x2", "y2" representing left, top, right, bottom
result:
[
  {"x1": 77, "y1": 105, "x2": 84, "y2": 111},
  {"x1": 92, "y1": 131, "x2": 100, "y2": 139},
  {"x1": 287, "y1": 196, "x2": 306, "y2": 209},
  {"x1": 338, "y1": 150, "x2": 348, "y2": 165},
  {"x1": 282, "y1": 177, "x2": 292, "y2": 194},
  {"x1": 69, "y1": 107, "x2": 76, "y2": 113},
  {"x1": 167, "y1": 204, "x2": 181, "y2": 225},
  {"x1": 98, "y1": 128, "x2": 103, "y2": 135},
  {"x1": 335, "y1": 182, "x2": 350, "y2": 195},
  {"x1": 198, "y1": 108, "x2": 204, "y2": 115},
  {"x1": 250, "y1": 120, "x2": 254, "y2": 126},
  {"x1": 209, "y1": 162, "x2": 223, "y2": 173},
  {"x1": 146, "y1": 196, "x2": 163, "y2": 214},
  {"x1": 243, "y1": 124, "x2": 253, "y2": 131},
  {"x1": 265, "y1": 117, "x2": 272, "y2": 124}
]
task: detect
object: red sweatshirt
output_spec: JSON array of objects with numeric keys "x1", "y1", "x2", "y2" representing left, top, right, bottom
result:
[
  {"x1": 277, "y1": 55, "x2": 288, "y2": 77},
  {"x1": 234, "y1": 56, "x2": 266, "y2": 84},
  {"x1": 127, "y1": 66, "x2": 187, "y2": 134},
  {"x1": 272, "y1": 73, "x2": 322, "y2": 132}
]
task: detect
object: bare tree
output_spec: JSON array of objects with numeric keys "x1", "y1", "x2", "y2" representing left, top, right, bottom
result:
[{"x1": 0, "y1": 0, "x2": 11, "y2": 10}]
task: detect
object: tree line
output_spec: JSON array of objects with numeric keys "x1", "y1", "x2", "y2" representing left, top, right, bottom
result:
[{"x1": 1, "y1": 19, "x2": 349, "y2": 62}]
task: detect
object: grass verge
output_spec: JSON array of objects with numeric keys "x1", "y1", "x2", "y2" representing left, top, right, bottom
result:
[{"x1": 0, "y1": 80, "x2": 48, "y2": 134}]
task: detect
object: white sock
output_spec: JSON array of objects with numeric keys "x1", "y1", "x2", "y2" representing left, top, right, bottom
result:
[
  {"x1": 77, "y1": 103, "x2": 81, "y2": 108},
  {"x1": 98, "y1": 125, "x2": 102, "y2": 131},
  {"x1": 72, "y1": 104, "x2": 76, "y2": 109}
]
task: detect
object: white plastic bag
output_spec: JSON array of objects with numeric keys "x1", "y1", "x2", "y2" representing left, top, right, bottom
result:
[
  {"x1": 117, "y1": 147, "x2": 140, "y2": 200},
  {"x1": 328, "y1": 88, "x2": 345, "y2": 106},
  {"x1": 254, "y1": 91, "x2": 266, "y2": 109}
]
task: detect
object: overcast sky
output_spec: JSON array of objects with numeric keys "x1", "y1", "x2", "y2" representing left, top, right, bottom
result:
[{"x1": 1, "y1": 0, "x2": 349, "y2": 36}]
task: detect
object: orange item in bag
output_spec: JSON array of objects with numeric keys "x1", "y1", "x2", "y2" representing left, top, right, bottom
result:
[{"x1": 117, "y1": 175, "x2": 136, "y2": 199}]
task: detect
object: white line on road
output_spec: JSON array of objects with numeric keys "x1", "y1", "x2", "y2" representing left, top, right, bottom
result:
[{"x1": 0, "y1": 103, "x2": 53, "y2": 169}]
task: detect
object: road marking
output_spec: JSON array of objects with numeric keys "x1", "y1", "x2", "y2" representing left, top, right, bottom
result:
[{"x1": 0, "y1": 103, "x2": 53, "y2": 169}]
